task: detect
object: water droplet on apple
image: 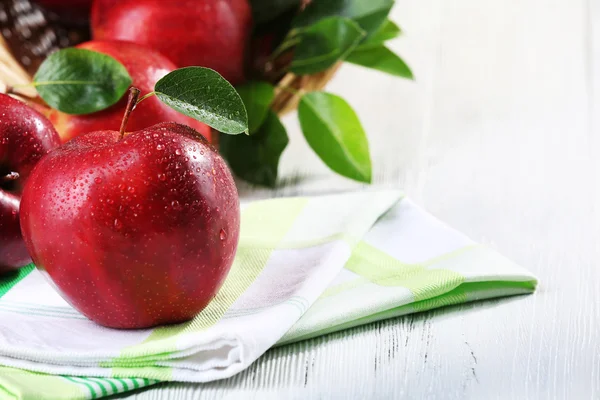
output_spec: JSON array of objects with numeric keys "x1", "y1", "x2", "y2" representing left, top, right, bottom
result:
[
  {"x1": 171, "y1": 200, "x2": 182, "y2": 211},
  {"x1": 114, "y1": 219, "x2": 122, "y2": 230},
  {"x1": 175, "y1": 149, "x2": 182, "y2": 156},
  {"x1": 158, "y1": 173, "x2": 167, "y2": 181},
  {"x1": 128, "y1": 187, "x2": 136, "y2": 194},
  {"x1": 94, "y1": 177, "x2": 102, "y2": 184},
  {"x1": 219, "y1": 229, "x2": 227, "y2": 241},
  {"x1": 156, "y1": 144, "x2": 165, "y2": 151}
]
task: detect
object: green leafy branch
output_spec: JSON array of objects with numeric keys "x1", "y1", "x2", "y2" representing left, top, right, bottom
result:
[{"x1": 227, "y1": 0, "x2": 412, "y2": 187}]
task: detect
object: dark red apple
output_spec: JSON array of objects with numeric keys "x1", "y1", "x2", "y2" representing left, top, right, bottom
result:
[
  {"x1": 49, "y1": 40, "x2": 213, "y2": 143},
  {"x1": 91, "y1": 0, "x2": 252, "y2": 85},
  {"x1": 0, "y1": 94, "x2": 61, "y2": 274},
  {"x1": 20, "y1": 120, "x2": 240, "y2": 329}
]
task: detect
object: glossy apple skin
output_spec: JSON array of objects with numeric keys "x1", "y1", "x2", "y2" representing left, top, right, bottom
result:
[
  {"x1": 0, "y1": 94, "x2": 61, "y2": 274},
  {"x1": 20, "y1": 122, "x2": 240, "y2": 329},
  {"x1": 49, "y1": 41, "x2": 212, "y2": 143},
  {"x1": 91, "y1": 0, "x2": 252, "y2": 85}
]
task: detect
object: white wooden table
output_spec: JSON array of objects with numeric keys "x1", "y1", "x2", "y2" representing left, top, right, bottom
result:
[{"x1": 120, "y1": 0, "x2": 600, "y2": 397}]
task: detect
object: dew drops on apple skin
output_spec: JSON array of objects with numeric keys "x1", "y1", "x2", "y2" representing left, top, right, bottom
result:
[{"x1": 21, "y1": 123, "x2": 240, "y2": 328}]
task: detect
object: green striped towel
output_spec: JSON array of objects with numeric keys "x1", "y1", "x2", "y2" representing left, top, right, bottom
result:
[{"x1": 0, "y1": 191, "x2": 536, "y2": 399}]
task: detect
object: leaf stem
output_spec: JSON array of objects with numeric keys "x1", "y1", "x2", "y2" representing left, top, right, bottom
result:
[
  {"x1": 136, "y1": 91, "x2": 156, "y2": 105},
  {"x1": 119, "y1": 87, "x2": 141, "y2": 140},
  {"x1": 269, "y1": 35, "x2": 301, "y2": 63}
]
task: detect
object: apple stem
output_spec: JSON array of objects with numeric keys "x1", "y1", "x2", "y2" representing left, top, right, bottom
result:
[
  {"x1": 1, "y1": 172, "x2": 19, "y2": 183},
  {"x1": 119, "y1": 87, "x2": 141, "y2": 140},
  {"x1": 136, "y1": 91, "x2": 156, "y2": 105}
]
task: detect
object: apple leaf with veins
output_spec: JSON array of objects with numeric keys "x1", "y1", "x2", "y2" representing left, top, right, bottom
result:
[
  {"x1": 298, "y1": 92, "x2": 372, "y2": 184},
  {"x1": 155, "y1": 67, "x2": 249, "y2": 135},
  {"x1": 34, "y1": 48, "x2": 132, "y2": 115}
]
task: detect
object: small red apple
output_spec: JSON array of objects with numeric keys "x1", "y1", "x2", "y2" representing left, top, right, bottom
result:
[
  {"x1": 20, "y1": 114, "x2": 240, "y2": 328},
  {"x1": 91, "y1": 0, "x2": 252, "y2": 85},
  {"x1": 49, "y1": 40, "x2": 213, "y2": 143},
  {"x1": 0, "y1": 94, "x2": 61, "y2": 274}
]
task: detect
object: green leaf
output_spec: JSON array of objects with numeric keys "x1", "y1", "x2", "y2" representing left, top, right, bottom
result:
[
  {"x1": 298, "y1": 92, "x2": 371, "y2": 183},
  {"x1": 358, "y1": 19, "x2": 401, "y2": 49},
  {"x1": 219, "y1": 111, "x2": 289, "y2": 187},
  {"x1": 155, "y1": 67, "x2": 248, "y2": 135},
  {"x1": 293, "y1": 0, "x2": 394, "y2": 36},
  {"x1": 250, "y1": 0, "x2": 301, "y2": 24},
  {"x1": 346, "y1": 46, "x2": 413, "y2": 79},
  {"x1": 236, "y1": 82, "x2": 275, "y2": 134},
  {"x1": 291, "y1": 17, "x2": 366, "y2": 75},
  {"x1": 33, "y1": 48, "x2": 132, "y2": 115}
]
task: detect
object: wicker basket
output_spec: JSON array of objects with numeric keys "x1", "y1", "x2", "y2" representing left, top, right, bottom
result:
[{"x1": 0, "y1": 0, "x2": 339, "y2": 119}]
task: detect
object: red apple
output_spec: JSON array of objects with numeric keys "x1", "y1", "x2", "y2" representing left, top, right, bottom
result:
[
  {"x1": 91, "y1": 0, "x2": 252, "y2": 85},
  {"x1": 0, "y1": 94, "x2": 61, "y2": 274},
  {"x1": 20, "y1": 120, "x2": 240, "y2": 329},
  {"x1": 49, "y1": 40, "x2": 213, "y2": 143}
]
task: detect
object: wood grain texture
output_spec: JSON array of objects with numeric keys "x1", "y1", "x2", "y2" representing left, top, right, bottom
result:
[{"x1": 116, "y1": 0, "x2": 600, "y2": 398}]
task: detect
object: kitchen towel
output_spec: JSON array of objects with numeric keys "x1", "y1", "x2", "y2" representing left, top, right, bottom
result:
[{"x1": 0, "y1": 191, "x2": 537, "y2": 399}]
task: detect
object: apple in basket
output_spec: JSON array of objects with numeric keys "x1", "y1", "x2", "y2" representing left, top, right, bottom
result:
[
  {"x1": 0, "y1": 93, "x2": 61, "y2": 275},
  {"x1": 91, "y1": 0, "x2": 252, "y2": 85},
  {"x1": 20, "y1": 87, "x2": 241, "y2": 329}
]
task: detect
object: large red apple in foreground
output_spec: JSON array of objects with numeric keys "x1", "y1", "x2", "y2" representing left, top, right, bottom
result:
[
  {"x1": 20, "y1": 121, "x2": 240, "y2": 329},
  {"x1": 0, "y1": 94, "x2": 60, "y2": 274},
  {"x1": 91, "y1": 0, "x2": 252, "y2": 85},
  {"x1": 49, "y1": 40, "x2": 212, "y2": 143}
]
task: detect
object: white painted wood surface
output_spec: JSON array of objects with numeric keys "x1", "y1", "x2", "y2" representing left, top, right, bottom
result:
[{"x1": 119, "y1": 0, "x2": 600, "y2": 398}]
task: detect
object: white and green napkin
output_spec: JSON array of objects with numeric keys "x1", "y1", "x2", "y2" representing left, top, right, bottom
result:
[{"x1": 0, "y1": 191, "x2": 536, "y2": 399}]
